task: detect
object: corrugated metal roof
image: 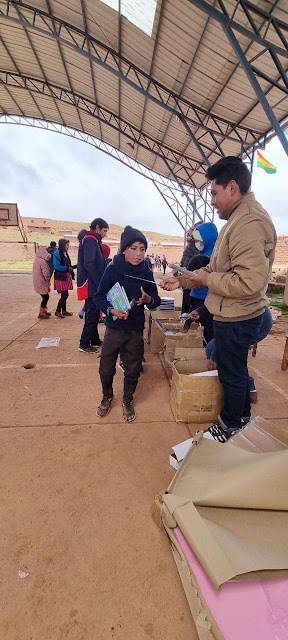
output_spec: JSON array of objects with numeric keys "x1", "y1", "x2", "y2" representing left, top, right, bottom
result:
[{"x1": 0, "y1": 0, "x2": 287, "y2": 191}]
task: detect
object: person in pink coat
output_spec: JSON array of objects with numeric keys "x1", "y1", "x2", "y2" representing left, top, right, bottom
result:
[{"x1": 32, "y1": 247, "x2": 51, "y2": 319}]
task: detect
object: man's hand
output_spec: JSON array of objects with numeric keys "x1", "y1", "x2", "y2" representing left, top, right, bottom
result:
[
  {"x1": 189, "y1": 310, "x2": 200, "y2": 322},
  {"x1": 68, "y1": 266, "x2": 74, "y2": 273},
  {"x1": 111, "y1": 309, "x2": 128, "y2": 319},
  {"x1": 160, "y1": 276, "x2": 179, "y2": 291},
  {"x1": 207, "y1": 359, "x2": 217, "y2": 371},
  {"x1": 137, "y1": 287, "x2": 152, "y2": 306},
  {"x1": 189, "y1": 269, "x2": 206, "y2": 289}
]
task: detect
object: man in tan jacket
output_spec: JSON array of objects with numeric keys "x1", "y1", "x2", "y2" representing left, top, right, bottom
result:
[{"x1": 161, "y1": 156, "x2": 277, "y2": 442}]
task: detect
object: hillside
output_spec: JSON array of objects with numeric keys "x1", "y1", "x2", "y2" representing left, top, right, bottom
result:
[{"x1": 19, "y1": 217, "x2": 184, "y2": 245}]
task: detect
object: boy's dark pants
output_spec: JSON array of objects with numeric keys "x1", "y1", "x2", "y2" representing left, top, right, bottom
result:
[{"x1": 99, "y1": 327, "x2": 144, "y2": 404}]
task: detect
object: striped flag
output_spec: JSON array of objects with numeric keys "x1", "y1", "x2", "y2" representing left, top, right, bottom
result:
[{"x1": 256, "y1": 151, "x2": 277, "y2": 174}]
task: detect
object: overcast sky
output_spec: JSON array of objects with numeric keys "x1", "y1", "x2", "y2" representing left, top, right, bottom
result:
[{"x1": 0, "y1": 122, "x2": 287, "y2": 237}]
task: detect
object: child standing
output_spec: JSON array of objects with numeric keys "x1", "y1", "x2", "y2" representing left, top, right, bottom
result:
[
  {"x1": 94, "y1": 226, "x2": 161, "y2": 422},
  {"x1": 32, "y1": 247, "x2": 51, "y2": 319},
  {"x1": 53, "y1": 238, "x2": 74, "y2": 318}
]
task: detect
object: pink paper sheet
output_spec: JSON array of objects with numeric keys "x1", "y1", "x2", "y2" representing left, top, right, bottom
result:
[{"x1": 174, "y1": 526, "x2": 288, "y2": 640}]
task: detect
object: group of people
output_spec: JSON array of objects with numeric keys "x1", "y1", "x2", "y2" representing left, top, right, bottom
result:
[
  {"x1": 32, "y1": 155, "x2": 276, "y2": 437},
  {"x1": 146, "y1": 253, "x2": 167, "y2": 273},
  {"x1": 32, "y1": 238, "x2": 75, "y2": 319}
]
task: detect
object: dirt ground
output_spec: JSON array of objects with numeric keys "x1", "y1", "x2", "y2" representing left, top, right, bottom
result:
[{"x1": 0, "y1": 273, "x2": 288, "y2": 640}]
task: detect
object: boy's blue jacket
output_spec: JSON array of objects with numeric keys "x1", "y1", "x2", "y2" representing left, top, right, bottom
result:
[
  {"x1": 94, "y1": 254, "x2": 161, "y2": 331},
  {"x1": 190, "y1": 222, "x2": 218, "y2": 301}
]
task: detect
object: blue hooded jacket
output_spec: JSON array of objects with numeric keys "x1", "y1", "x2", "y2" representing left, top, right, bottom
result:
[
  {"x1": 94, "y1": 254, "x2": 161, "y2": 331},
  {"x1": 190, "y1": 222, "x2": 218, "y2": 301}
]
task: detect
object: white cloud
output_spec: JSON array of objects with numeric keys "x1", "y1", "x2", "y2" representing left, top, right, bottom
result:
[{"x1": 0, "y1": 123, "x2": 287, "y2": 237}]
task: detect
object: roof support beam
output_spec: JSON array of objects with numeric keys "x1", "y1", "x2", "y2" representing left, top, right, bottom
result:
[
  {"x1": 223, "y1": 26, "x2": 288, "y2": 155},
  {"x1": 0, "y1": 70, "x2": 207, "y2": 180},
  {"x1": 188, "y1": 0, "x2": 288, "y2": 156},
  {"x1": 0, "y1": 114, "x2": 214, "y2": 231},
  {"x1": 0, "y1": 1, "x2": 262, "y2": 148}
]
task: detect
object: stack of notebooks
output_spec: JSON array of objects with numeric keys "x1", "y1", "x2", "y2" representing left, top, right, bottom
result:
[
  {"x1": 107, "y1": 282, "x2": 131, "y2": 320},
  {"x1": 157, "y1": 297, "x2": 175, "y2": 311}
]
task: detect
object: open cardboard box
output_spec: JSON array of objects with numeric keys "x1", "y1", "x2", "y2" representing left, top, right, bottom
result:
[
  {"x1": 170, "y1": 360, "x2": 224, "y2": 423},
  {"x1": 163, "y1": 346, "x2": 207, "y2": 380},
  {"x1": 151, "y1": 319, "x2": 203, "y2": 355},
  {"x1": 144, "y1": 310, "x2": 181, "y2": 348}
]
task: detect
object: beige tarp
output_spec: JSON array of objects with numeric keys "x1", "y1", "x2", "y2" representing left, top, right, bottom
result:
[{"x1": 162, "y1": 433, "x2": 288, "y2": 590}]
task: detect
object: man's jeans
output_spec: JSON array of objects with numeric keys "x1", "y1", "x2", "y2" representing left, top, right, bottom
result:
[
  {"x1": 214, "y1": 312, "x2": 266, "y2": 430},
  {"x1": 80, "y1": 297, "x2": 100, "y2": 348}
]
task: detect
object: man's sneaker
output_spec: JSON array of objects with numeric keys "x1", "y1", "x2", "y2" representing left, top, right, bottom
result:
[
  {"x1": 62, "y1": 311, "x2": 73, "y2": 316},
  {"x1": 241, "y1": 416, "x2": 251, "y2": 425},
  {"x1": 55, "y1": 311, "x2": 64, "y2": 318},
  {"x1": 204, "y1": 422, "x2": 241, "y2": 443},
  {"x1": 97, "y1": 396, "x2": 113, "y2": 417},
  {"x1": 250, "y1": 390, "x2": 258, "y2": 403},
  {"x1": 122, "y1": 402, "x2": 135, "y2": 422},
  {"x1": 78, "y1": 345, "x2": 99, "y2": 353},
  {"x1": 91, "y1": 340, "x2": 102, "y2": 347}
]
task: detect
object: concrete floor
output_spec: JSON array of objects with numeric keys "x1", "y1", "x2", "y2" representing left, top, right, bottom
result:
[{"x1": 0, "y1": 272, "x2": 288, "y2": 640}]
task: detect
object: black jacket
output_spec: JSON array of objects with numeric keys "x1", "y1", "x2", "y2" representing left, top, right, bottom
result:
[{"x1": 77, "y1": 229, "x2": 106, "y2": 300}]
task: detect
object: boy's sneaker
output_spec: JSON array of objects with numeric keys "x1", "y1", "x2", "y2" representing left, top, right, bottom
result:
[
  {"x1": 122, "y1": 402, "x2": 135, "y2": 422},
  {"x1": 78, "y1": 345, "x2": 98, "y2": 353},
  {"x1": 62, "y1": 311, "x2": 73, "y2": 316},
  {"x1": 91, "y1": 340, "x2": 102, "y2": 347},
  {"x1": 203, "y1": 422, "x2": 241, "y2": 443},
  {"x1": 97, "y1": 396, "x2": 113, "y2": 417}
]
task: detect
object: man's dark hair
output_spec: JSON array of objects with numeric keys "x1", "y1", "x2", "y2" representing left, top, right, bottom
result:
[
  {"x1": 206, "y1": 156, "x2": 251, "y2": 195},
  {"x1": 49, "y1": 241, "x2": 56, "y2": 247},
  {"x1": 90, "y1": 217, "x2": 109, "y2": 230}
]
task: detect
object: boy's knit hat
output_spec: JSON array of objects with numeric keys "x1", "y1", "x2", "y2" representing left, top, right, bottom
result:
[{"x1": 120, "y1": 226, "x2": 147, "y2": 253}]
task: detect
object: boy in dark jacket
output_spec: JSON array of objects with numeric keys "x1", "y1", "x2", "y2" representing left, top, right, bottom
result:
[
  {"x1": 77, "y1": 217, "x2": 109, "y2": 353},
  {"x1": 94, "y1": 226, "x2": 161, "y2": 422}
]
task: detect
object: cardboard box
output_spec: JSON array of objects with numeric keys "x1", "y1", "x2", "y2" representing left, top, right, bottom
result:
[
  {"x1": 151, "y1": 318, "x2": 203, "y2": 354},
  {"x1": 144, "y1": 310, "x2": 181, "y2": 349},
  {"x1": 152, "y1": 418, "x2": 287, "y2": 531},
  {"x1": 168, "y1": 417, "x2": 288, "y2": 470},
  {"x1": 165, "y1": 326, "x2": 203, "y2": 356},
  {"x1": 163, "y1": 347, "x2": 207, "y2": 380},
  {"x1": 170, "y1": 360, "x2": 224, "y2": 423}
]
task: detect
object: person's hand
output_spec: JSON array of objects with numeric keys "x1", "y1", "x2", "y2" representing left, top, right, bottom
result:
[
  {"x1": 111, "y1": 309, "x2": 128, "y2": 320},
  {"x1": 160, "y1": 276, "x2": 179, "y2": 291},
  {"x1": 137, "y1": 287, "x2": 152, "y2": 306},
  {"x1": 189, "y1": 269, "x2": 205, "y2": 288},
  {"x1": 207, "y1": 359, "x2": 217, "y2": 371},
  {"x1": 189, "y1": 310, "x2": 200, "y2": 321},
  {"x1": 68, "y1": 266, "x2": 73, "y2": 273}
]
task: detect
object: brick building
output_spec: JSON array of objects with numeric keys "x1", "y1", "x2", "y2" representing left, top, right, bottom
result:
[{"x1": 26, "y1": 218, "x2": 51, "y2": 233}]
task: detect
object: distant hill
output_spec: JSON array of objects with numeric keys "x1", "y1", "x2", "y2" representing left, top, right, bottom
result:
[{"x1": 21, "y1": 217, "x2": 183, "y2": 245}]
